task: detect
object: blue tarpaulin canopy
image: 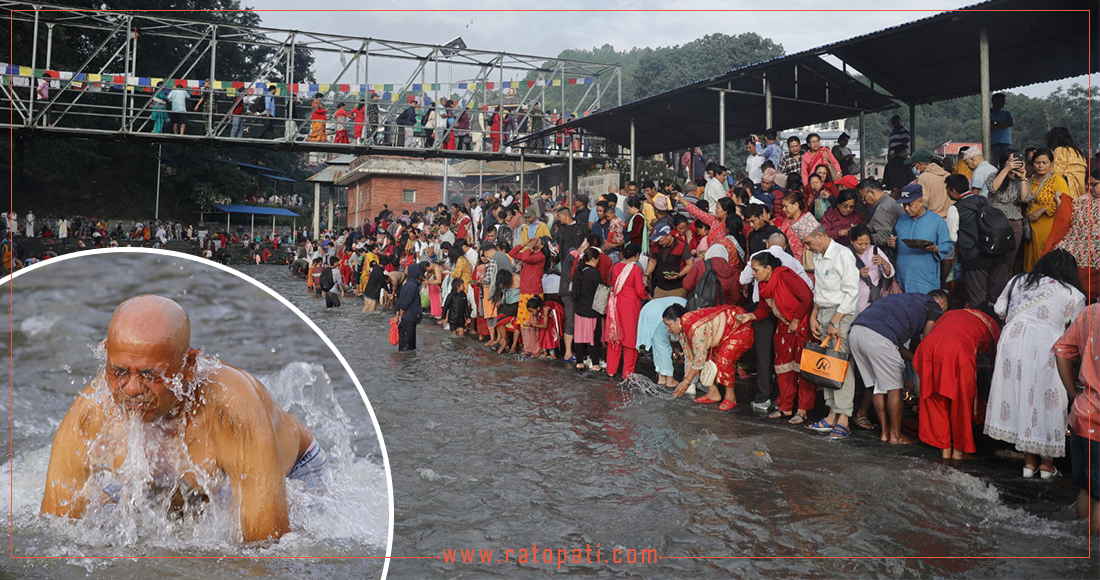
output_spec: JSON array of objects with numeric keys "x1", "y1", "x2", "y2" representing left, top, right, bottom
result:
[
  {"x1": 262, "y1": 174, "x2": 298, "y2": 183},
  {"x1": 210, "y1": 204, "x2": 299, "y2": 217},
  {"x1": 214, "y1": 159, "x2": 286, "y2": 174}
]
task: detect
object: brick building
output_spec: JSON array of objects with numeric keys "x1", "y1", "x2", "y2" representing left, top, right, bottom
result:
[{"x1": 336, "y1": 157, "x2": 464, "y2": 228}]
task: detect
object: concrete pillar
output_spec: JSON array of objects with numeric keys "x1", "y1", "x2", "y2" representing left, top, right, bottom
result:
[
  {"x1": 980, "y1": 26, "x2": 991, "y2": 158},
  {"x1": 718, "y1": 91, "x2": 726, "y2": 167},
  {"x1": 764, "y1": 75, "x2": 773, "y2": 130},
  {"x1": 629, "y1": 117, "x2": 636, "y2": 181},
  {"x1": 858, "y1": 111, "x2": 866, "y2": 180},
  {"x1": 909, "y1": 102, "x2": 916, "y2": 152},
  {"x1": 313, "y1": 182, "x2": 321, "y2": 239},
  {"x1": 327, "y1": 186, "x2": 335, "y2": 231}
]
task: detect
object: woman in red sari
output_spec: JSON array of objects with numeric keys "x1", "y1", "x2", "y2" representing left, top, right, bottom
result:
[
  {"x1": 605, "y1": 243, "x2": 649, "y2": 378},
  {"x1": 333, "y1": 103, "x2": 350, "y2": 144},
  {"x1": 663, "y1": 303, "x2": 754, "y2": 411},
  {"x1": 915, "y1": 308, "x2": 1001, "y2": 459},
  {"x1": 737, "y1": 252, "x2": 815, "y2": 423}
]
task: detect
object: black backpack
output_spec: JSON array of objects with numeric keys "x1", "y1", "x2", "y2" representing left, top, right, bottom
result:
[
  {"x1": 319, "y1": 267, "x2": 335, "y2": 292},
  {"x1": 251, "y1": 96, "x2": 266, "y2": 114},
  {"x1": 685, "y1": 260, "x2": 721, "y2": 311},
  {"x1": 973, "y1": 196, "x2": 1015, "y2": 256}
]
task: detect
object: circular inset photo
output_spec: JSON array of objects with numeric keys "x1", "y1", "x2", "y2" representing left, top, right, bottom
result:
[{"x1": 2, "y1": 248, "x2": 392, "y2": 579}]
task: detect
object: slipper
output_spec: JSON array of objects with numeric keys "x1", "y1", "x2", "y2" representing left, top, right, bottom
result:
[
  {"x1": 1039, "y1": 467, "x2": 1060, "y2": 480},
  {"x1": 718, "y1": 399, "x2": 738, "y2": 411},
  {"x1": 768, "y1": 410, "x2": 792, "y2": 419},
  {"x1": 1023, "y1": 466, "x2": 1038, "y2": 478},
  {"x1": 788, "y1": 413, "x2": 806, "y2": 425},
  {"x1": 853, "y1": 415, "x2": 875, "y2": 430},
  {"x1": 563, "y1": 356, "x2": 576, "y2": 364},
  {"x1": 828, "y1": 425, "x2": 851, "y2": 439},
  {"x1": 694, "y1": 395, "x2": 720, "y2": 404},
  {"x1": 807, "y1": 419, "x2": 834, "y2": 433}
]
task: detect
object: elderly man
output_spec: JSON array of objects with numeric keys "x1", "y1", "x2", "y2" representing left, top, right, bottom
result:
[
  {"x1": 858, "y1": 178, "x2": 904, "y2": 253},
  {"x1": 849, "y1": 290, "x2": 948, "y2": 444},
  {"x1": 962, "y1": 147, "x2": 998, "y2": 197},
  {"x1": 890, "y1": 185, "x2": 953, "y2": 294},
  {"x1": 754, "y1": 168, "x2": 786, "y2": 212},
  {"x1": 801, "y1": 226, "x2": 860, "y2": 439},
  {"x1": 41, "y1": 296, "x2": 321, "y2": 543},
  {"x1": 906, "y1": 150, "x2": 953, "y2": 218}
]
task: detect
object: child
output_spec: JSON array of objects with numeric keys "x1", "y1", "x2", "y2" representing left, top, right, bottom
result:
[
  {"x1": 522, "y1": 297, "x2": 547, "y2": 357},
  {"x1": 692, "y1": 220, "x2": 711, "y2": 257},
  {"x1": 441, "y1": 278, "x2": 470, "y2": 337}
]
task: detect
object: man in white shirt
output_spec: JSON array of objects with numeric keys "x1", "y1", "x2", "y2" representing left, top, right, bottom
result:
[
  {"x1": 467, "y1": 197, "x2": 483, "y2": 241},
  {"x1": 739, "y1": 233, "x2": 813, "y2": 303},
  {"x1": 25, "y1": 211, "x2": 35, "y2": 237},
  {"x1": 802, "y1": 226, "x2": 860, "y2": 439},
  {"x1": 744, "y1": 139, "x2": 765, "y2": 185},
  {"x1": 963, "y1": 147, "x2": 998, "y2": 197},
  {"x1": 703, "y1": 165, "x2": 729, "y2": 213}
]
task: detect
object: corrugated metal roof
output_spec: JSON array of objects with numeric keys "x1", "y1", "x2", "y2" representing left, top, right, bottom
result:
[
  {"x1": 517, "y1": 0, "x2": 1096, "y2": 155},
  {"x1": 334, "y1": 157, "x2": 467, "y2": 185},
  {"x1": 306, "y1": 164, "x2": 349, "y2": 184}
]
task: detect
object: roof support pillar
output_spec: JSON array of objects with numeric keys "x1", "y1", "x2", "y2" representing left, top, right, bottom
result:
[
  {"x1": 909, "y1": 102, "x2": 916, "y2": 152},
  {"x1": 718, "y1": 90, "x2": 726, "y2": 167},
  {"x1": 629, "y1": 116, "x2": 636, "y2": 182},
  {"x1": 313, "y1": 181, "x2": 321, "y2": 239},
  {"x1": 764, "y1": 74, "x2": 773, "y2": 130},
  {"x1": 980, "y1": 26, "x2": 991, "y2": 159},
  {"x1": 250, "y1": 214, "x2": 255, "y2": 243},
  {"x1": 519, "y1": 149, "x2": 526, "y2": 198},
  {"x1": 858, "y1": 110, "x2": 866, "y2": 180},
  {"x1": 328, "y1": 186, "x2": 335, "y2": 232},
  {"x1": 568, "y1": 141, "x2": 574, "y2": 208}
]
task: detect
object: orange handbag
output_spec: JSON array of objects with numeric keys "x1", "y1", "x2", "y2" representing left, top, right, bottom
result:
[{"x1": 799, "y1": 335, "x2": 850, "y2": 390}]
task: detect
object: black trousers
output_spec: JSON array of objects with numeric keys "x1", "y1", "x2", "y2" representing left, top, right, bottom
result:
[
  {"x1": 752, "y1": 313, "x2": 777, "y2": 404},
  {"x1": 398, "y1": 319, "x2": 417, "y2": 351},
  {"x1": 573, "y1": 317, "x2": 603, "y2": 365}
]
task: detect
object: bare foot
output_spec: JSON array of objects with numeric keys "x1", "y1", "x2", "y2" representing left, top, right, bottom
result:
[
  {"x1": 889, "y1": 434, "x2": 916, "y2": 445},
  {"x1": 880, "y1": 431, "x2": 889, "y2": 443},
  {"x1": 951, "y1": 449, "x2": 974, "y2": 460},
  {"x1": 941, "y1": 448, "x2": 952, "y2": 460}
]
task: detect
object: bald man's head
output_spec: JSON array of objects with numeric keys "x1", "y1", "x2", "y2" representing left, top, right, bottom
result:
[
  {"x1": 105, "y1": 296, "x2": 193, "y2": 421},
  {"x1": 107, "y1": 295, "x2": 191, "y2": 360}
]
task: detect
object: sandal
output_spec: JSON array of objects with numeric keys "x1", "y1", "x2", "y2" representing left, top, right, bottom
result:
[
  {"x1": 807, "y1": 419, "x2": 834, "y2": 433},
  {"x1": 718, "y1": 399, "x2": 738, "y2": 411},
  {"x1": 1039, "y1": 467, "x2": 1060, "y2": 480},
  {"x1": 788, "y1": 413, "x2": 806, "y2": 425},
  {"x1": 853, "y1": 415, "x2": 875, "y2": 430},
  {"x1": 694, "y1": 395, "x2": 720, "y2": 404},
  {"x1": 768, "y1": 410, "x2": 792, "y2": 419},
  {"x1": 828, "y1": 425, "x2": 851, "y2": 439}
]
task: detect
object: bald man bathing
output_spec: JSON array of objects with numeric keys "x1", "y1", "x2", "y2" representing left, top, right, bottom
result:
[{"x1": 40, "y1": 295, "x2": 323, "y2": 543}]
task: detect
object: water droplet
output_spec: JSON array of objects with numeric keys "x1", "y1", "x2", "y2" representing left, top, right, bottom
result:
[{"x1": 270, "y1": 348, "x2": 277, "y2": 353}]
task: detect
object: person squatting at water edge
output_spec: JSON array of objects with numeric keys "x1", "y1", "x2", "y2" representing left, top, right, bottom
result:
[
  {"x1": 313, "y1": 137, "x2": 1097, "y2": 533},
  {"x1": 40, "y1": 295, "x2": 326, "y2": 543}
]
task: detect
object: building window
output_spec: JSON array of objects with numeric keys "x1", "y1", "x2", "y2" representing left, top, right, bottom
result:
[{"x1": 403, "y1": 189, "x2": 416, "y2": 203}]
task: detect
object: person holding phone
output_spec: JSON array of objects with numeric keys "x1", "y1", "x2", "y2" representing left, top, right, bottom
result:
[
  {"x1": 890, "y1": 185, "x2": 953, "y2": 294},
  {"x1": 986, "y1": 149, "x2": 1030, "y2": 272}
]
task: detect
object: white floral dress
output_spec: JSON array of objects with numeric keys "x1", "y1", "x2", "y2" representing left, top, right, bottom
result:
[{"x1": 984, "y1": 275, "x2": 1086, "y2": 456}]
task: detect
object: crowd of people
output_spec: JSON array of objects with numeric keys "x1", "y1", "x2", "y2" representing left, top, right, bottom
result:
[
  {"x1": 291, "y1": 115, "x2": 1099, "y2": 532},
  {"x1": 129, "y1": 77, "x2": 600, "y2": 154}
]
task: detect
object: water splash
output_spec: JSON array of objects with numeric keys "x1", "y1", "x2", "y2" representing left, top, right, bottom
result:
[{"x1": 6, "y1": 360, "x2": 387, "y2": 555}]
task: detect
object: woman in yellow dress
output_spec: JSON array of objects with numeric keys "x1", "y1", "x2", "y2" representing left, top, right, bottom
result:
[
  {"x1": 307, "y1": 93, "x2": 328, "y2": 142},
  {"x1": 1024, "y1": 148, "x2": 1070, "y2": 272},
  {"x1": 1047, "y1": 126, "x2": 1087, "y2": 199}
]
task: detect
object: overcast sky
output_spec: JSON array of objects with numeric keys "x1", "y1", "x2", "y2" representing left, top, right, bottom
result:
[{"x1": 248, "y1": 1, "x2": 1092, "y2": 100}]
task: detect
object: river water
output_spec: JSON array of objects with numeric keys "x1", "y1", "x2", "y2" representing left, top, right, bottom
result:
[
  {"x1": 1, "y1": 252, "x2": 390, "y2": 580},
  {"x1": 249, "y1": 264, "x2": 1097, "y2": 579}
]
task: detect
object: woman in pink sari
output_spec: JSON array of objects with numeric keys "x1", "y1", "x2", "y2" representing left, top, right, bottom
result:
[
  {"x1": 605, "y1": 243, "x2": 649, "y2": 378},
  {"x1": 800, "y1": 132, "x2": 841, "y2": 187}
]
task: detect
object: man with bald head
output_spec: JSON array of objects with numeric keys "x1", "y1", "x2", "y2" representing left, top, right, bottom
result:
[{"x1": 41, "y1": 295, "x2": 320, "y2": 543}]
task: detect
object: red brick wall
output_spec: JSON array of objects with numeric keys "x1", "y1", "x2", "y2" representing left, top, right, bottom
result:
[{"x1": 346, "y1": 175, "x2": 443, "y2": 229}]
